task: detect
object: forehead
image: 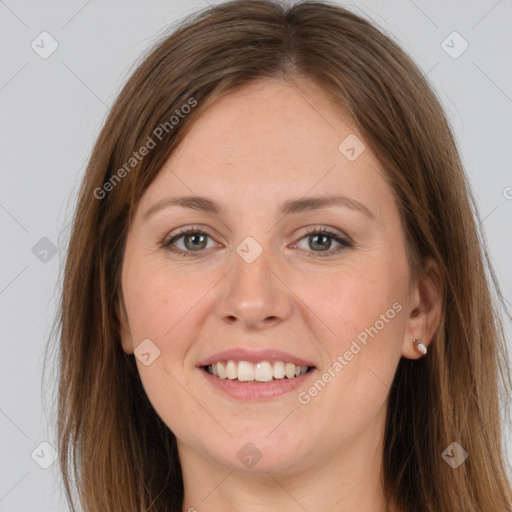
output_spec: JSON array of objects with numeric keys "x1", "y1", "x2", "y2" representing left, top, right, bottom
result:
[
  {"x1": 171, "y1": 78, "x2": 358, "y2": 175},
  {"x1": 138, "y1": 77, "x2": 392, "y2": 223}
]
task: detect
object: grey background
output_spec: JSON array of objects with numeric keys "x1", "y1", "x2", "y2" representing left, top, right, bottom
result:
[{"x1": 1, "y1": 0, "x2": 511, "y2": 510}]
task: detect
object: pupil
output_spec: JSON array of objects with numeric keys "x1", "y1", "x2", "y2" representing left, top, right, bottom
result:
[
  {"x1": 185, "y1": 233, "x2": 206, "y2": 250},
  {"x1": 311, "y1": 234, "x2": 330, "y2": 251}
]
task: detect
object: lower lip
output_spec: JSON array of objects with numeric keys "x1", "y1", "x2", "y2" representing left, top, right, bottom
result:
[{"x1": 199, "y1": 367, "x2": 316, "y2": 400}]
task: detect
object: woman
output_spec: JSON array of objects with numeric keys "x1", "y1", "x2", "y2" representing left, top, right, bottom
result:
[{"x1": 51, "y1": 0, "x2": 512, "y2": 510}]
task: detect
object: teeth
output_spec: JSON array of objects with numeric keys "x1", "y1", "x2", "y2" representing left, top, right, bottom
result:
[
  {"x1": 237, "y1": 361, "x2": 255, "y2": 382},
  {"x1": 285, "y1": 363, "x2": 296, "y2": 379},
  {"x1": 217, "y1": 362, "x2": 227, "y2": 379},
  {"x1": 226, "y1": 360, "x2": 237, "y2": 380},
  {"x1": 254, "y1": 362, "x2": 273, "y2": 382},
  {"x1": 206, "y1": 360, "x2": 310, "y2": 382},
  {"x1": 273, "y1": 361, "x2": 285, "y2": 379}
]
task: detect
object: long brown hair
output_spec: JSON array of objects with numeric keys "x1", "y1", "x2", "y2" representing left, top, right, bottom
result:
[{"x1": 45, "y1": 1, "x2": 512, "y2": 510}]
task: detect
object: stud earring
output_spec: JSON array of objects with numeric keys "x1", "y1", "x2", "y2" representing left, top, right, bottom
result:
[{"x1": 413, "y1": 338, "x2": 427, "y2": 355}]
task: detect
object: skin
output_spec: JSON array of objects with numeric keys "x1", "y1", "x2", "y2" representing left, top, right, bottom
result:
[{"x1": 119, "y1": 77, "x2": 442, "y2": 512}]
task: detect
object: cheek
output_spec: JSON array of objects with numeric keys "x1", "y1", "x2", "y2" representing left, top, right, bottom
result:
[
  {"x1": 124, "y1": 257, "x2": 203, "y2": 340},
  {"x1": 292, "y1": 257, "x2": 407, "y2": 403},
  {"x1": 122, "y1": 259, "x2": 215, "y2": 439},
  {"x1": 294, "y1": 260, "x2": 406, "y2": 348}
]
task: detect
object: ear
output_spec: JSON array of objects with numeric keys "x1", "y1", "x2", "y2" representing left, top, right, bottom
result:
[
  {"x1": 117, "y1": 290, "x2": 134, "y2": 354},
  {"x1": 402, "y1": 256, "x2": 443, "y2": 360}
]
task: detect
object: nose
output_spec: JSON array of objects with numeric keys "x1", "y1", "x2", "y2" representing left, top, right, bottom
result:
[{"x1": 214, "y1": 245, "x2": 293, "y2": 331}]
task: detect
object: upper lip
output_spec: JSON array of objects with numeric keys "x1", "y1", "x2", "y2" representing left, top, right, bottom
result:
[{"x1": 197, "y1": 348, "x2": 316, "y2": 368}]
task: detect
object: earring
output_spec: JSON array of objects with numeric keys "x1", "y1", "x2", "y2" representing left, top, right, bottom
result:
[{"x1": 413, "y1": 338, "x2": 427, "y2": 355}]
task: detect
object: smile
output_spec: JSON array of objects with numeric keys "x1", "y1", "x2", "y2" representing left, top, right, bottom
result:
[
  {"x1": 204, "y1": 360, "x2": 312, "y2": 382},
  {"x1": 197, "y1": 348, "x2": 317, "y2": 400}
]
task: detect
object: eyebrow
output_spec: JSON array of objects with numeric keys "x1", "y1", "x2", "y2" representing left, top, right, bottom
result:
[{"x1": 143, "y1": 194, "x2": 375, "y2": 220}]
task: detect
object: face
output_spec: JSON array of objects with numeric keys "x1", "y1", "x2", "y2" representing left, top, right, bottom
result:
[{"x1": 119, "y1": 77, "x2": 427, "y2": 475}]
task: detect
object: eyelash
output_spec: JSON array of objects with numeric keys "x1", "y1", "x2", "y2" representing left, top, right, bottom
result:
[{"x1": 161, "y1": 225, "x2": 353, "y2": 258}]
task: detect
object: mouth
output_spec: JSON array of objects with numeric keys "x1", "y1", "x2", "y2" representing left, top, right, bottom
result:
[
  {"x1": 199, "y1": 359, "x2": 317, "y2": 401},
  {"x1": 197, "y1": 348, "x2": 317, "y2": 400},
  {"x1": 202, "y1": 360, "x2": 315, "y2": 383}
]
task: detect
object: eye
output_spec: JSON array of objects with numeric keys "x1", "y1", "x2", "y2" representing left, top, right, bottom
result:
[
  {"x1": 162, "y1": 227, "x2": 219, "y2": 257},
  {"x1": 161, "y1": 226, "x2": 352, "y2": 258},
  {"x1": 292, "y1": 227, "x2": 352, "y2": 257}
]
